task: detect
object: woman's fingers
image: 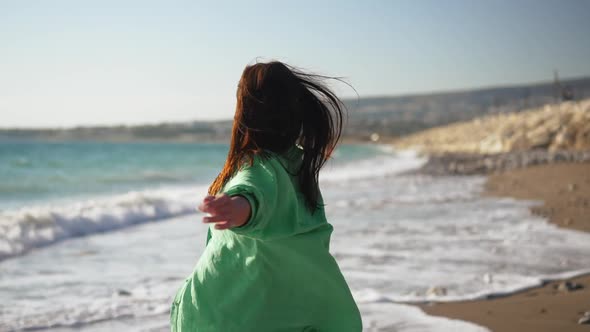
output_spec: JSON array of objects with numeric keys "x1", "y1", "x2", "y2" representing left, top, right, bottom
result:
[
  {"x1": 203, "y1": 214, "x2": 232, "y2": 229},
  {"x1": 203, "y1": 214, "x2": 229, "y2": 224},
  {"x1": 214, "y1": 221, "x2": 232, "y2": 230},
  {"x1": 197, "y1": 195, "x2": 214, "y2": 212},
  {"x1": 198, "y1": 194, "x2": 240, "y2": 230},
  {"x1": 199, "y1": 194, "x2": 230, "y2": 213}
]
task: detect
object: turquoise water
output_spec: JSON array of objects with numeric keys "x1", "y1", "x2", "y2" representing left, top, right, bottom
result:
[
  {"x1": 0, "y1": 141, "x2": 225, "y2": 209},
  {"x1": 0, "y1": 140, "x2": 394, "y2": 262},
  {"x1": 2, "y1": 140, "x2": 590, "y2": 331},
  {"x1": 0, "y1": 141, "x2": 383, "y2": 210}
]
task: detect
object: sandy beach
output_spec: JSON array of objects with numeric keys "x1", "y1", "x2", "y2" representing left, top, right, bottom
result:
[{"x1": 421, "y1": 162, "x2": 590, "y2": 331}]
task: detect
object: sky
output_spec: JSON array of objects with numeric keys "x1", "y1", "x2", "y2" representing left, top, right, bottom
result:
[{"x1": 1, "y1": 0, "x2": 589, "y2": 128}]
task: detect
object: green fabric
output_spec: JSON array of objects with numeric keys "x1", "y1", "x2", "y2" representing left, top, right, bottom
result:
[{"x1": 170, "y1": 145, "x2": 362, "y2": 332}]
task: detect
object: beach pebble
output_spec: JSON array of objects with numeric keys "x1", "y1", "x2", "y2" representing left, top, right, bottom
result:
[
  {"x1": 116, "y1": 289, "x2": 132, "y2": 296},
  {"x1": 426, "y1": 286, "x2": 447, "y2": 297},
  {"x1": 415, "y1": 150, "x2": 590, "y2": 176},
  {"x1": 579, "y1": 314, "x2": 590, "y2": 325},
  {"x1": 555, "y1": 281, "x2": 583, "y2": 292}
]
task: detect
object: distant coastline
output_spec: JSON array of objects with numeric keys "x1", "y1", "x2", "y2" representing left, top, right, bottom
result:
[{"x1": 2, "y1": 76, "x2": 589, "y2": 143}]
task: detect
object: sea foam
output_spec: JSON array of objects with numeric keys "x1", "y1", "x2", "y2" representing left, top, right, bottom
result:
[
  {"x1": 0, "y1": 185, "x2": 207, "y2": 261},
  {"x1": 2, "y1": 148, "x2": 590, "y2": 332},
  {"x1": 0, "y1": 146, "x2": 419, "y2": 261}
]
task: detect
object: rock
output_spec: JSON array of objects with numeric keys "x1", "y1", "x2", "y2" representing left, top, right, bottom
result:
[
  {"x1": 555, "y1": 281, "x2": 583, "y2": 292},
  {"x1": 526, "y1": 115, "x2": 544, "y2": 128},
  {"x1": 568, "y1": 183, "x2": 577, "y2": 192},
  {"x1": 551, "y1": 127, "x2": 576, "y2": 150},
  {"x1": 426, "y1": 286, "x2": 448, "y2": 297},
  {"x1": 414, "y1": 148, "x2": 590, "y2": 176},
  {"x1": 117, "y1": 289, "x2": 132, "y2": 296},
  {"x1": 526, "y1": 129, "x2": 552, "y2": 149},
  {"x1": 504, "y1": 134, "x2": 530, "y2": 151},
  {"x1": 543, "y1": 117, "x2": 562, "y2": 133},
  {"x1": 479, "y1": 134, "x2": 503, "y2": 154},
  {"x1": 393, "y1": 99, "x2": 590, "y2": 156},
  {"x1": 579, "y1": 313, "x2": 590, "y2": 325}
]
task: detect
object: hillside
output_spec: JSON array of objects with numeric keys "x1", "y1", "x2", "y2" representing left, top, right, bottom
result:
[{"x1": 343, "y1": 76, "x2": 590, "y2": 139}]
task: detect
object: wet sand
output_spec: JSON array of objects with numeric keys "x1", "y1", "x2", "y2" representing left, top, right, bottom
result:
[{"x1": 420, "y1": 162, "x2": 590, "y2": 332}]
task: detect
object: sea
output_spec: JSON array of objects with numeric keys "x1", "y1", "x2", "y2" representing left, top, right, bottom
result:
[{"x1": 1, "y1": 141, "x2": 590, "y2": 332}]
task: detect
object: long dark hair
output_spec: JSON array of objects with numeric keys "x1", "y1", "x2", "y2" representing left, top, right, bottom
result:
[{"x1": 208, "y1": 61, "x2": 346, "y2": 212}]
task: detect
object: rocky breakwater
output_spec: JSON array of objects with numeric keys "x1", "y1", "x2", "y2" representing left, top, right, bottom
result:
[{"x1": 393, "y1": 99, "x2": 590, "y2": 175}]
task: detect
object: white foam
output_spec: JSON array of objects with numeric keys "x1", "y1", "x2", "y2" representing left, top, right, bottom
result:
[
  {"x1": 0, "y1": 213, "x2": 490, "y2": 332},
  {"x1": 321, "y1": 149, "x2": 427, "y2": 183},
  {"x1": 3, "y1": 146, "x2": 590, "y2": 332},
  {"x1": 0, "y1": 185, "x2": 208, "y2": 260},
  {"x1": 360, "y1": 302, "x2": 489, "y2": 332},
  {"x1": 324, "y1": 172, "x2": 590, "y2": 304},
  {"x1": 0, "y1": 147, "x2": 425, "y2": 262},
  {"x1": 1, "y1": 283, "x2": 173, "y2": 331}
]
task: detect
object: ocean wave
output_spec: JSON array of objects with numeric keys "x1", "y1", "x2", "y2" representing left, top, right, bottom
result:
[
  {"x1": 10, "y1": 157, "x2": 34, "y2": 167},
  {"x1": 0, "y1": 148, "x2": 425, "y2": 262},
  {"x1": 4, "y1": 144, "x2": 590, "y2": 331},
  {"x1": 321, "y1": 149, "x2": 427, "y2": 183},
  {"x1": 0, "y1": 186, "x2": 207, "y2": 261},
  {"x1": 98, "y1": 170, "x2": 194, "y2": 184}
]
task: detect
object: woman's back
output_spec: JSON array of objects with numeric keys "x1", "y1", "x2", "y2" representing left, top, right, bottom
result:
[{"x1": 170, "y1": 146, "x2": 362, "y2": 331}]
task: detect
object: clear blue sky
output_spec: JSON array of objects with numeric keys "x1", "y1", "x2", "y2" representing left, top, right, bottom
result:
[{"x1": 1, "y1": 0, "x2": 589, "y2": 128}]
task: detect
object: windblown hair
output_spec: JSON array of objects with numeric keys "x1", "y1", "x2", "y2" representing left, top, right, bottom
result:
[{"x1": 208, "y1": 61, "x2": 346, "y2": 212}]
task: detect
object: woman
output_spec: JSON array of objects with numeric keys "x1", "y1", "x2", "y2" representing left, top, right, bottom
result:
[{"x1": 170, "y1": 61, "x2": 362, "y2": 331}]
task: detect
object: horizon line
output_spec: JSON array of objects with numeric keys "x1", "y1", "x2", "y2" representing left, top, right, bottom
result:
[{"x1": 2, "y1": 73, "x2": 588, "y2": 131}]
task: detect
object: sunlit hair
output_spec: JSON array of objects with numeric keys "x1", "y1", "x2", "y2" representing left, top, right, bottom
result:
[{"x1": 208, "y1": 61, "x2": 346, "y2": 212}]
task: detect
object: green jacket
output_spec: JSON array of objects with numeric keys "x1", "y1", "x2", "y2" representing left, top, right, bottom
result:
[{"x1": 170, "y1": 146, "x2": 362, "y2": 331}]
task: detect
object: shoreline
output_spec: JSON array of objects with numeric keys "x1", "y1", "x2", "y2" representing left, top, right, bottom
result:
[
  {"x1": 407, "y1": 149, "x2": 590, "y2": 176},
  {"x1": 482, "y1": 161, "x2": 590, "y2": 233},
  {"x1": 419, "y1": 161, "x2": 590, "y2": 331}
]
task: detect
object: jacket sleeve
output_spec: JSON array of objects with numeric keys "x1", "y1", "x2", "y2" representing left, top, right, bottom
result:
[{"x1": 221, "y1": 156, "x2": 278, "y2": 237}]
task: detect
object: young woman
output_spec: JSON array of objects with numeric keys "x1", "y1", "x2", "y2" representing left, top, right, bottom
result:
[{"x1": 170, "y1": 61, "x2": 362, "y2": 331}]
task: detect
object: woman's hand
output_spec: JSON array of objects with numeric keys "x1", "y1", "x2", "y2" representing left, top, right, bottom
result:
[{"x1": 198, "y1": 194, "x2": 251, "y2": 230}]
